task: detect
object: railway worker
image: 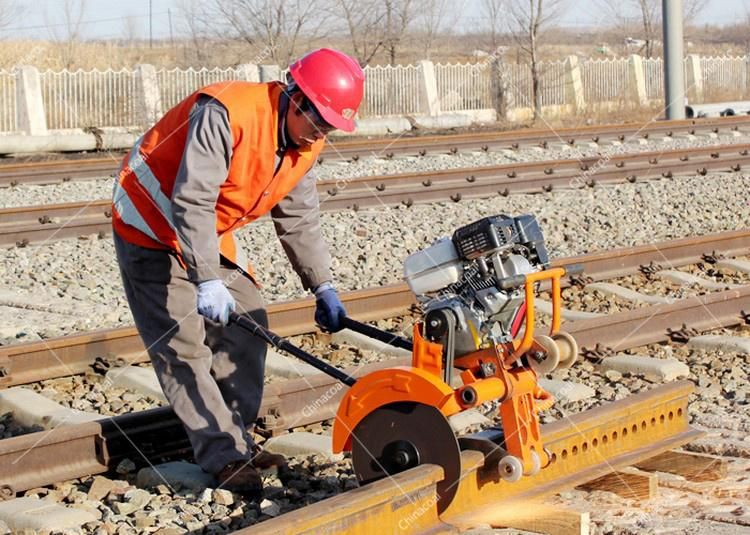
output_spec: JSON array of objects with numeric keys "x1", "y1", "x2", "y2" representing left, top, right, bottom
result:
[{"x1": 110, "y1": 48, "x2": 365, "y2": 496}]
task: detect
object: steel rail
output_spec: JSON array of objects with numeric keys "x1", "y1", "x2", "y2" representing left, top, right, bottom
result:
[
  {"x1": 1, "y1": 116, "x2": 749, "y2": 187},
  {"x1": 254, "y1": 284, "x2": 750, "y2": 435},
  {"x1": 238, "y1": 381, "x2": 699, "y2": 534},
  {"x1": 1, "y1": 229, "x2": 748, "y2": 389},
  {"x1": 2, "y1": 143, "x2": 748, "y2": 248}
]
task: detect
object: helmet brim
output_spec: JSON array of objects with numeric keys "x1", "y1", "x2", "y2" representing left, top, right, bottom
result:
[{"x1": 315, "y1": 102, "x2": 356, "y2": 132}]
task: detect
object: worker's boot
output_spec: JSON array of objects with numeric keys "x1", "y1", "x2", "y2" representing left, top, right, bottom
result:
[
  {"x1": 252, "y1": 449, "x2": 287, "y2": 470},
  {"x1": 215, "y1": 460, "x2": 263, "y2": 499},
  {"x1": 252, "y1": 447, "x2": 294, "y2": 484}
]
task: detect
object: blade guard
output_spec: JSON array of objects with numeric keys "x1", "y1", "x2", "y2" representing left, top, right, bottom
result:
[{"x1": 331, "y1": 366, "x2": 463, "y2": 453}]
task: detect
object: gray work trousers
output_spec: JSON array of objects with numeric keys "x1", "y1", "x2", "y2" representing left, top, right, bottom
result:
[{"x1": 113, "y1": 232, "x2": 267, "y2": 474}]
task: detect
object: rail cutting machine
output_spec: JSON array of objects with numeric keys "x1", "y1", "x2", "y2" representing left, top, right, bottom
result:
[{"x1": 230, "y1": 213, "x2": 580, "y2": 512}]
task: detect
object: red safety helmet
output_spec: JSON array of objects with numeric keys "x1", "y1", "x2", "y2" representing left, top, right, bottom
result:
[{"x1": 289, "y1": 48, "x2": 365, "y2": 133}]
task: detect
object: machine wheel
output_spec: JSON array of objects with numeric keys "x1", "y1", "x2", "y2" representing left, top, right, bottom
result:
[
  {"x1": 498, "y1": 455, "x2": 523, "y2": 482},
  {"x1": 528, "y1": 335, "x2": 560, "y2": 375},
  {"x1": 528, "y1": 450, "x2": 541, "y2": 476},
  {"x1": 351, "y1": 401, "x2": 461, "y2": 513},
  {"x1": 553, "y1": 331, "x2": 579, "y2": 369}
]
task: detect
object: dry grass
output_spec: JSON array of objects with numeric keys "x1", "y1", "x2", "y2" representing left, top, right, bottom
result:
[{"x1": 1, "y1": 34, "x2": 748, "y2": 72}]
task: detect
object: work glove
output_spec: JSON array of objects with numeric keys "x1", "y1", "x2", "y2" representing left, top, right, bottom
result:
[
  {"x1": 314, "y1": 282, "x2": 347, "y2": 332},
  {"x1": 197, "y1": 279, "x2": 236, "y2": 325}
]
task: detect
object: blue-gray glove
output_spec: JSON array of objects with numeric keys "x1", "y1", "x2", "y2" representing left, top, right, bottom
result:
[
  {"x1": 197, "y1": 279, "x2": 236, "y2": 325},
  {"x1": 314, "y1": 282, "x2": 346, "y2": 332}
]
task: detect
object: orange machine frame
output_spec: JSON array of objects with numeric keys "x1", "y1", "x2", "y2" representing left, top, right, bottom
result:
[{"x1": 332, "y1": 267, "x2": 568, "y2": 476}]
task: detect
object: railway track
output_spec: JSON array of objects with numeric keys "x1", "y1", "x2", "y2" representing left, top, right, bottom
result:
[
  {"x1": 0, "y1": 115, "x2": 749, "y2": 187},
  {"x1": 1, "y1": 229, "x2": 747, "y2": 389},
  {"x1": 0, "y1": 230, "x2": 748, "y2": 501},
  {"x1": 1, "y1": 142, "x2": 748, "y2": 248}
]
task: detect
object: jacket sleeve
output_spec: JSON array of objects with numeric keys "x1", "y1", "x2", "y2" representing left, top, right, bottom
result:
[
  {"x1": 171, "y1": 96, "x2": 233, "y2": 283},
  {"x1": 270, "y1": 168, "x2": 333, "y2": 291}
]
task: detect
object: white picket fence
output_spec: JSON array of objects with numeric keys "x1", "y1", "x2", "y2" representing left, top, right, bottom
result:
[
  {"x1": 1, "y1": 55, "x2": 748, "y2": 133},
  {"x1": 39, "y1": 68, "x2": 139, "y2": 129},
  {"x1": 157, "y1": 66, "x2": 245, "y2": 112},
  {"x1": 362, "y1": 64, "x2": 423, "y2": 117},
  {"x1": 0, "y1": 70, "x2": 16, "y2": 132},
  {"x1": 583, "y1": 58, "x2": 630, "y2": 103},
  {"x1": 701, "y1": 56, "x2": 748, "y2": 98},
  {"x1": 435, "y1": 62, "x2": 493, "y2": 111}
]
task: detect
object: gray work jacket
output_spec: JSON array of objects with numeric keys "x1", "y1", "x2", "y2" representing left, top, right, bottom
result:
[{"x1": 170, "y1": 92, "x2": 333, "y2": 291}]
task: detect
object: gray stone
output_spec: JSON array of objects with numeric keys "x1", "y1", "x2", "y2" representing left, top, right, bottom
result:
[
  {"x1": 331, "y1": 329, "x2": 412, "y2": 357},
  {"x1": 687, "y1": 335, "x2": 750, "y2": 355},
  {"x1": 585, "y1": 282, "x2": 671, "y2": 304},
  {"x1": 0, "y1": 387, "x2": 103, "y2": 428},
  {"x1": 136, "y1": 461, "x2": 215, "y2": 492},
  {"x1": 604, "y1": 369, "x2": 623, "y2": 382},
  {"x1": 599, "y1": 354, "x2": 690, "y2": 382},
  {"x1": 212, "y1": 489, "x2": 234, "y2": 506},
  {"x1": 536, "y1": 299, "x2": 604, "y2": 320},
  {"x1": 716, "y1": 258, "x2": 750, "y2": 275},
  {"x1": 88, "y1": 476, "x2": 115, "y2": 501},
  {"x1": 448, "y1": 409, "x2": 492, "y2": 433},
  {"x1": 105, "y1": 366, "x2": 166, "y2": 402},
  {"x1": 263, "y1": 432, "x2": 343, "y2": 461},
  {"x1": 259, "y1": 499, "x2": 281, "y2": 517},
  {"x1": 656, "y1": 270, "x2": 741, "y2": 291},
  {"x1": 123, "y1": 488, "x2": 152, "y2": 511},
  {"x1": 0, "y1": 497, "x2": 97, "y2": 531},
  {"x1": 538, "y1": 379, "x2": 596, "y2": 402},
  {"x1": 115, "y1": 458, "x2": 136, "y2": 475},
  {"x1": 265, "y1": 349, "x2": 321, "y2": 378}
]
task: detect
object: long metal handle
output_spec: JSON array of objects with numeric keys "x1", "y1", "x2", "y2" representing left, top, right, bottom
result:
[
  {"x1": 229, "y1": 312, "x2": 357, "y2": 387},
  {"x1": 340, "y1": 316, "x2": 414, "y2": 352}
]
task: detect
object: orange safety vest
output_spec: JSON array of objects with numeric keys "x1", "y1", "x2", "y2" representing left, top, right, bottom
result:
[{"x1": 112, "y1": 81, "x2": 324, "y2": 279}]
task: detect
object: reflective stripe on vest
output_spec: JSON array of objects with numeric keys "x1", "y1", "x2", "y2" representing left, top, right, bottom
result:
[
  {"x1": 113, "y1": 137, "x2": 176, "y2": 243},
  {"x1": 219, "y1": 232, "x2": 249, "y2": 271},
  {"x1": 112, "y1": 180, "x2": 160, "y2": 242}
]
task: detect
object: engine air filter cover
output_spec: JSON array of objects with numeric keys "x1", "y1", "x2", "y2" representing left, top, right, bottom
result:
[{"x1": 452, "y1": 216, "x2": 515, "y2": 259}]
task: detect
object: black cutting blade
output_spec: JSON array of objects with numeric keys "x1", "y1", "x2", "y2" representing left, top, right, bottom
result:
[{"x1": 350, "y1": 401, "x2": 462, "y2": 513}]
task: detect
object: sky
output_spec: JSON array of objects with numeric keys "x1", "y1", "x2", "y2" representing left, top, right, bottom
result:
[{"x1": 1, "y1": 0, "x2": 747, "y2": 41}]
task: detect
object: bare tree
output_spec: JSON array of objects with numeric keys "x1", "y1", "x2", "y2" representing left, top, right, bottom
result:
[
  {"x1": 176, "y1": 0, "x2": 212, "y2": 64},
  {"x1": 481, "y1": 0, "x2": 506, "y2": 52},
  {"x1": 332, "y1": 0, "x2": 386, "y2": 65},
  {"x1": 507, "y1": 0, "x2": 566, "y2": 120},
  {"x1": 383, "y1": 0, "x2": 418, "y2": 64},
  {"x1": 46, "y1": 0, "x2": 87, "y2": 69},
  {"x1": 598, "y1": 0, "x2": 707, "y2": 58},
  {"x1": 416, "y1": 0, "x2": 453, "y2": 59},
  {"x1": 207, "y1": 0, "x2": 327, "y2": 67},
  {"x1": 331, "y1": 0, "x2": 420, "y2": 66}
]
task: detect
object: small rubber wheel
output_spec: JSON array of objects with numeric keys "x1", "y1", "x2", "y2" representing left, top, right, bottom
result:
[
  {"x1": 529, "y1": 335, "x2": 560, "y2": 375},
  {"x1": 527, "y1": 450, "x2": 541, "y2": 476},
  {"x1": 498, "y1": 455, "x2": 524, "y2": 482},
  {"x1": 553, "y1": 331, "x2": 579, "y2": 369}
]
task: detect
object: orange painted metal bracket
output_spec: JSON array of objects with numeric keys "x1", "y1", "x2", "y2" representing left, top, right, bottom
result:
[
  {"x1": 510, "y1": 266, "x2": 567, "y2": 362},
  {"x1": 331, "y1": 366, "x2": 462, "y2": 453}
]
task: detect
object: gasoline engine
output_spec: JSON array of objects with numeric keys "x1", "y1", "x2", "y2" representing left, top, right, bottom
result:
[{"x1": 403, "y1": 214, "x2": 560, "y2": 379}]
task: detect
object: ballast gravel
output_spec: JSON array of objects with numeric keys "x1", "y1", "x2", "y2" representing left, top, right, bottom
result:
[
  {"x1": 0, "y1": 170, "x2": 747, "y2": 345},
  {"x1": 0, "y1": 131, "x2": 745, "y2": 209}
]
